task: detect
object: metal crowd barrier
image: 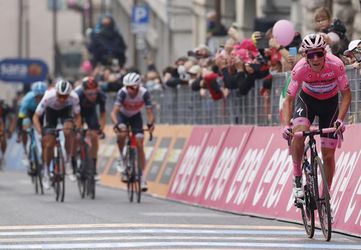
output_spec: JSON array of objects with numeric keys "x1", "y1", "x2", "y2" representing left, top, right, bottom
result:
[{"x1": 105, "y1": 66, "x2": 361, "y2": 126}]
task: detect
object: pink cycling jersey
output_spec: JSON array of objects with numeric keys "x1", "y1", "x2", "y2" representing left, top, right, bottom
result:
[{"x1": 287, "y1": 53, "x2": 349, "y2": 100}]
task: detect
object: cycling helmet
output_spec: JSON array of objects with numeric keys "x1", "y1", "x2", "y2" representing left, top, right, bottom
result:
[
  {"x1": 31, "y1": 81, "x2": 47, "y2": 96},
  {"x1": 301, "y1": 33, "x2": 326, "y2": 52},
  {"x1": 55, "y1": 80, "x2": 72, "y2": 95},
  {"x1": 82, "y1": 76, "x2": 98, "y2": 90},
  {"x1": 123, "y1": 72, "x2": 141, "y2": 87}
]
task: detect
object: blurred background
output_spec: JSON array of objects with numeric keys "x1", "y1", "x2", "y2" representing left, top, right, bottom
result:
[{"x1": 0, "y1": 0, "x2": 360, "y2": 112}]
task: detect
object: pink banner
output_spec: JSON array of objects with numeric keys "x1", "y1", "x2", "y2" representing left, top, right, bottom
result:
[
  {"x1": 329, "y1": 125, "x2": 361, "y2": 235},
  {"x1": 223, "y1": 126, "x2": 297, "y2": 218},
  {"x1": 197, "y1": 126, "x2": 254, "y2": 209},
  {"x1": 165, "y1": 124, "x2": 361, "y2": 237},
  {"x1": 168, "y1": 126, "x2": 213, "y2": 201}
]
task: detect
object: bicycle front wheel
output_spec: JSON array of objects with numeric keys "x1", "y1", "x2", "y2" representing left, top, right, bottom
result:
[
  {"x1": 127, "y1": 148, "x2": 141, "y2": 203},
  {"x1": 86, "y1": 154, "x2": 95, "y2": 200},
  {"x1": 33, "y1": 149, "x2": 44, "y2": 195},
  {"x1": 54, "y1": 148, "x2": 66, "y2": 203},
  {"x1": 314, "y1": 156, "x2": 332, "y2": 241},
  {"x1": 300, "y1": 184, "x2": 315, "y2": 238},
  {"x1": 76, "y1": 152, "x2": 86, "y2": 199}
]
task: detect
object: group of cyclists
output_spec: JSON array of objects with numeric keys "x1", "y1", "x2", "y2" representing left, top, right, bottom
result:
[
  {"x1": 0, "y1": 71, "x2": 155, "y2": 193},
  {"x1": 0, "y1": 32, "x2": 353, "y2": 225}
]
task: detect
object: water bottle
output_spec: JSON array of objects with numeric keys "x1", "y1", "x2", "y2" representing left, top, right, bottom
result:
[{"x1": 49, "y1": 160, "x2": 54, "y2": 173}]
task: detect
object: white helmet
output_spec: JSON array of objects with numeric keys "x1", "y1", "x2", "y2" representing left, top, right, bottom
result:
[
  {"x1": 123, "y1": 72, "x2": 141, "y2": 87},
  {"x1": 301, "y1": 33, "x2": 326, "y2": 52},
  {"x1": 55, "y1": 80, "x2": 72, "y2": 95}
]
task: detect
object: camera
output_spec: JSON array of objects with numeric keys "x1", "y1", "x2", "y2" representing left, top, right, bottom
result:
[
  {"x1": 353, "y1": 52, "x2": 361, "y2": 63},
  {"x1": 187, "y1": 50, "x2": 196, "y2": 57},
  {"x1": 256, "y1": 35, "x2": 269, "y2": 49}
]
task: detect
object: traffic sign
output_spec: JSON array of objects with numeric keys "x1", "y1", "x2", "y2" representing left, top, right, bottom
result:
[
  {"x1": 0, "y1": 58, "x2": 48, "y2": 84},
  {"x1": 131, "y1": 4, "x2": 149, "y2": 34}
]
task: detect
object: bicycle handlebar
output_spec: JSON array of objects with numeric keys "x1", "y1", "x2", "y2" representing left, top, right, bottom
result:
[
  {"x1": 114, "y1": 126, "x2": 153, "y2": 141},
  {"x1": 292, "y1": 127, "x2": 342, "y2": 148},
  {"x1": 293, "y1": 127, "x2": 336, "y2": 138},
  {"x1": 42, "y1": 127, "x2": 66, "y2": 135}
]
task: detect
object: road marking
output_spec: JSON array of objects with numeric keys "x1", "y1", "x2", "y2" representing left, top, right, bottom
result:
[
  {"x1": 0, "y1": 228, "x2": 309, "y2": 236},
  {"x1": 0, "y1": 224, "x2": 358, "y2": 249},
  {"x1": 0, "y1": 241, "x2": 360, "y2": 249},
  {"x1": 0, "y1": 223, "x2": 301, "y2": 230},
  {"x1": 0, "y1": 235, "x2": 317, "y2": 243}
]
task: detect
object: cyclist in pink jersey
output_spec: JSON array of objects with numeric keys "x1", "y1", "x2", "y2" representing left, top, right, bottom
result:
[{"x1": 282, "y1": 34, "x2": 351, "y2": 202}]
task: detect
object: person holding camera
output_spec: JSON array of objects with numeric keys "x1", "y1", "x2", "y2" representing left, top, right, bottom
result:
[{"x1": 343, "y1": 39, "x2": 361, "y2": 69}]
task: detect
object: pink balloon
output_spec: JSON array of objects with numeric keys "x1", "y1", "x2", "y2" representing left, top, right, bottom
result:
[{"x1": 273, "y1": 20, "x2": 295, "y2": 46}]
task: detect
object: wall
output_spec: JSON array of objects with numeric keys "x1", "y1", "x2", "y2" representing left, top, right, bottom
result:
[{"x1": 0, "y1": 0, "x2": 82, "y2": 75}]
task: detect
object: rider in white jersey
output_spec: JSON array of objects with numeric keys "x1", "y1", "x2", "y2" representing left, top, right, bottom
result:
[
  {"x1": 33, "y1": 80, "x2": 82, "y2": 188},
  {"x1": 111, "y1": 72, "x2": 155, "y2": 192}
]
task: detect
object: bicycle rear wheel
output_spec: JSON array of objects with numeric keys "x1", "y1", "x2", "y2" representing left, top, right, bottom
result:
[{"x1": 314, "y1": 156, "x2": 332, "y2": 241}]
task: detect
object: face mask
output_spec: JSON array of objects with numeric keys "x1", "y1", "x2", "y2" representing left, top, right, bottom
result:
[{"x1": 145, "y1": 81, "x2": 162, "y2": 91}]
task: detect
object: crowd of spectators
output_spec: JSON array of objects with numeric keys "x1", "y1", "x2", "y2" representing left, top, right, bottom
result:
[{"x1": 78, "y1": 9, "x2": 361, "y2": 124}]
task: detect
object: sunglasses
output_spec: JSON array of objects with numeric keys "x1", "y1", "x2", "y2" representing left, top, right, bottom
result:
[
  {"x1": 126, "y1": 86, "x2": 139, "y2": 90},
  {"x1": 57, "y1": 94, "x2": 69, "y2": 100},
  {"x1": 85, "y1": 90, "x2": 98, "y2": 96},
  {"x1": 306, "y1": 51, "x2": 325, "y2": 59}
]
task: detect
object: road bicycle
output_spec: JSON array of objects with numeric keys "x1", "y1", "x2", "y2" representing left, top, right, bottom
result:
[
  {"x1": 27, "y1": 127, "x2": 44, "y2": 195},
  {"x1": 293, "y1": 127, "x2": 338, "y2": 241},
  {"x1": 115, "y1": 125, "x2": 152, "y2": 203},
  {"x1": 44, "y1": 128, "x2": 66, "y2": 202},
  {"x1": 76, "y1": 128, "x2": 96, "y2": 200}
]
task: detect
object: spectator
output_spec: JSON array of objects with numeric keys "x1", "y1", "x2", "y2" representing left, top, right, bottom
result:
[
  {"x1": 343, "y1": 39, "x2": 361, "y2": 69},
  {"x1": 314, "y1": 7, "x2": 349, "y2": 59},
  {"x1": 215, "y1": 47, "x2": 256, "y2": 96},
  {"x1": 206, "y1": 10, "x2": 228, "y2": 53},
  {"x1": 187, "y1": 65, "x2": 202, "y2": 92},
  {"x1": 207, "y1": 10, "x2": 227, "y2": 38},
  {"x1": 88, "y1": 14, "x2": 127, "y2": 68},
  {"x1": 144, "y1": 71, "x2": 163, "y2": 93},
  {"x1": 263, "y1": 26, "x2": 302, "y2": 72},
  {"x1": 203, "y1": 64, "x2": 225, "y2": 101}
]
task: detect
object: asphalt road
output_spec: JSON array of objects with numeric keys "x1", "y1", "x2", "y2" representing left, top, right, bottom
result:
[{"x1": 0, "y1": 170, "x2": 360, "y2": 250}]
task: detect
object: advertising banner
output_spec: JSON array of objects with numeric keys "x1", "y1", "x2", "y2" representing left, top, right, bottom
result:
[
  {"x1": 0, "y1": 58, "x2": 48, "y2": 83},
  {"x1": 167, "y1": 126, "x2": 214, "y2": 201}
]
